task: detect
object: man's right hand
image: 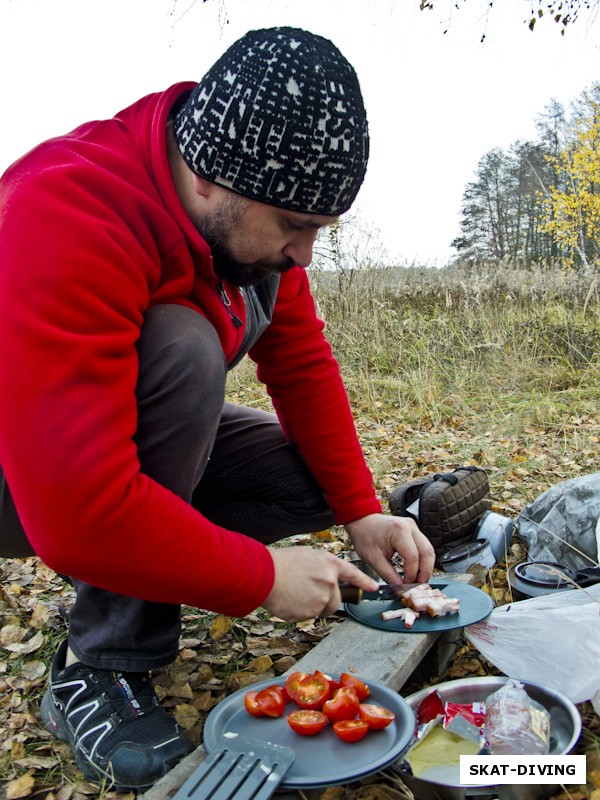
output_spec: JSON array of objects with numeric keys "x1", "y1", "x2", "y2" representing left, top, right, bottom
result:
[{"x1": 262, "y1": 546, "x2": 379, "y2": 622}]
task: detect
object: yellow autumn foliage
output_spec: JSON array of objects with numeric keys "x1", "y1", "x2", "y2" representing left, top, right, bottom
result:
[{"x1": 540, "y1": 92, "x2": 600, "y2": 267}]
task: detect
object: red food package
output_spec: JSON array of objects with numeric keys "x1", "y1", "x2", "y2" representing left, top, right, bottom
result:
[
  {"x1": 443, "y1": 701, "x2": 486, "y2": 745},
  {"x1": 416, "y1": 690, "x2": 445, "y2": 725}
]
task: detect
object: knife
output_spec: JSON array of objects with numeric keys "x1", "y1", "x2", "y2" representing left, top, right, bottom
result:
[{"x1": 339, "y1": 582, "x2": 447, "y2": 605}]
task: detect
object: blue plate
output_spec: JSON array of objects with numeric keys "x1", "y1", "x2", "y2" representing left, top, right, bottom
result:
[
  {"x1": 203, "y1": 674, "x2": 415, "y2": 789},
  {"x1": 345, "y1": 579, "x2": 494, "y2": 632}
]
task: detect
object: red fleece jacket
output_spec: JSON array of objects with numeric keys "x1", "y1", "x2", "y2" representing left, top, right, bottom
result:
[{"x1": 0, "y1": 83, "x2": 381, "y2": 616}]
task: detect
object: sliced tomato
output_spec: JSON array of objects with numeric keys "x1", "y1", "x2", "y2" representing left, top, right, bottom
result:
[
  {"x1": 322, "y1": 686, "x2": 360, "y2": 722},
  {"x1": 358, "y1": 703, "x2": 396, "y2": 730},
  {"x1": 287, "y1": 709, "x2": 328, "y2": 736},
  {"x1": 332, "y1": 719, "x2": 370, "y2": 742},
  {"x1": 255, "y1": 687, "x2": 285, "y2": 718},
  {"x1": 285, "y1": 671, "x2": 308, "y2": 702},
  {"x1": 244, "y1": 691, "x2": 264, "y2": 717},
  {"x1": 267, "y1": 684, "x2": 292, "y2": 705},
  {"x1": 314, "y1": 670, "x2": 341, "y2": 694},
  {"x1": 340, "y1": 673, "x2": 371, "y2": 702},
  {"x1": 293, "y1": 673, "x2": 331, "y2": 709}
]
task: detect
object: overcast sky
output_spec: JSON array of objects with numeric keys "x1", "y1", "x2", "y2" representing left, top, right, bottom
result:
[{"x1": 1, "y1": 0, "x2": 598, "y2": 264}]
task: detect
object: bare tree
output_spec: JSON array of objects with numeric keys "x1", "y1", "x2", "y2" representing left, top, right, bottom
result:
[{"x1": 419, "y1": 0, "x2": 599, "y2": 36}]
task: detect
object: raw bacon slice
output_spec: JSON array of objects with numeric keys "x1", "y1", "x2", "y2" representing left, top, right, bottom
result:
[
  {"x1": 404, "y1": 589, "x2": 446, "y2": 611},
  {"x1": 381, "y1": 607, "x2": 420, "y2": 628},
  {"x1": 399, "y1": 584, "x2": 431, "y2": 606},
  {"x1": 399, "y1": 584, "x2": 461, "y2": 617},
  {"x1": 382, "y1": 584, "x2": 460, "y2": 625},
  {"x1": 425, "y1": 597, "x2": 461, "y2": 617}
]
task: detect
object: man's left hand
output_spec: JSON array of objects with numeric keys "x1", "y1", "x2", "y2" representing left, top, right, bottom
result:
[{"x1": 345, "y1": 513, "x2": 435, "y2": 586}]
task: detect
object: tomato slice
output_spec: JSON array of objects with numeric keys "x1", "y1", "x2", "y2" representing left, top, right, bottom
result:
[
  {"x1": 267, "y1": 684, "x2": 292, "y2": 705},
  {"x1": 285, "y1": 671, "x2": 308, "y2": 702},
  {"x1": 287, "y1": 709, "x2": 328, "y2": 736},
  {"x1": 332, "y1": 719, "x2": 370, "y2": 742},
  {"x1": 358, "y1": 703, "x2": 396, "y2": 730},
  {"x1": 255, "y1": 686, "x2": 285, "y2": 718},
  {"x1": 340, "y1": 673, "x2": 371, "y2": 701},
  {"x1": 314, "y1": 670, "x2": 341, "y2": 694},
  {"x1": 322, "y1": 686, "x2": 360, "y2": 722},
  {"x1": 293, "y1": 673, "x2": 331, "y2": 709},
  {"x1": 244, "y1": 691, "x2": 264, "y2": 717}
]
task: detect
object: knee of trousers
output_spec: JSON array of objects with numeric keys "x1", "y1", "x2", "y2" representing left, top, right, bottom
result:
[{"x1": 138, "y1": 304, "x2": 227, "y2": 401}]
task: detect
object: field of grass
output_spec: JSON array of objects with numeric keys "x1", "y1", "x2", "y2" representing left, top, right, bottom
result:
[
  {"x1": 232, "y1": 261, "x2": 600, "y2": 509},
  {"x1": 1, "y1": 261, "x2": 599, "y2": 799}
]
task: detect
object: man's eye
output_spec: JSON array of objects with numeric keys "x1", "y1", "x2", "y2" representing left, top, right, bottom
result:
[{"x1": 286, "y1": 220, "x2": 303, "y2": 232}]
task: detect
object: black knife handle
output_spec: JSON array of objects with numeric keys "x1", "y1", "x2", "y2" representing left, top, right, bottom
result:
[{"x1": 339, "y1": 583, "x2": 362, "y2": 604}]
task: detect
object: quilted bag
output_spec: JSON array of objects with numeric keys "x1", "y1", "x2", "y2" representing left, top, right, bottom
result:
[{"x1": 388, "y1": 466, "x2": 491, "y2": 560}]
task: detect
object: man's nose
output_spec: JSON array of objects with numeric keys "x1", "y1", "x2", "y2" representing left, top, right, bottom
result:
[{"x1": 282, "y1": 231, "x2": 318, "y2": 269}]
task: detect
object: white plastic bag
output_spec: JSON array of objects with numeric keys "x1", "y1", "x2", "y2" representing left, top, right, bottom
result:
[{"x1": 466, "y1": 583, "x2": 600, "y2": 704}]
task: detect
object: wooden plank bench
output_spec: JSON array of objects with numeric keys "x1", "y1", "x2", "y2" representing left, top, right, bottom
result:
[{"x1": 142, "y1": 573, "x2": 474, "y2": 800}]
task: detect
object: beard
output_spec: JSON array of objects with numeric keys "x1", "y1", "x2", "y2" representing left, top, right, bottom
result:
[{"x1": 192, "y1": 194, "x2": 295, "y2": 287}]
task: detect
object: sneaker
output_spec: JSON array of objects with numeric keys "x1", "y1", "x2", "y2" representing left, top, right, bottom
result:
[{"x1": 40, "y1": 640, "x2": 195, "y2": 790}]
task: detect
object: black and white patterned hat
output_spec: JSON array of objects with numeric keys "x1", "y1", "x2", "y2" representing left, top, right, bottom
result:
[{"x1": 174, "y1": 27, "x2": 369, "y2": 216}]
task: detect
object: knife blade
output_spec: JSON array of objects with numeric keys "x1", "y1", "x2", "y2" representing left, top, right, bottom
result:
[{"x1": 339, "y1": 582, "x2": 447, "y2": 605}]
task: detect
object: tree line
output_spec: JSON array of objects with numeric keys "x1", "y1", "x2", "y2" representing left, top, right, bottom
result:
[{"x1": 452, "y1": 82, "x2": 600, "y2": 268}]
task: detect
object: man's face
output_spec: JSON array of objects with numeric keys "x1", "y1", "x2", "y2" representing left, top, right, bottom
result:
[{"x1": 191, "y1": 189, "x2": 338, "y2": 287}]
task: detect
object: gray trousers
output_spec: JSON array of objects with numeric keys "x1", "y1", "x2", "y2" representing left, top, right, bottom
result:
[{"x1": 0, "y1": 305, "x2": 334, "y2": 671}]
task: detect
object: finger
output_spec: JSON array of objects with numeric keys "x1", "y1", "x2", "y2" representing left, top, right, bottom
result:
[
  {"x1": 334, "y1": 558, "x2": 380, "y2": 591},
  {"x1": 415, "y1": 534, "x2": 436, "y2": 583},
  {"x1": 396, "y1": 528, "x2": 435, "y2": 584},
  {"x1": 368, "y1": 556, "x2": 403, "y2": 586}
]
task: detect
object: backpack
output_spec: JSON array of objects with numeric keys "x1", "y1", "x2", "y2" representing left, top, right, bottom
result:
[{"x1": 388, "y1": 466, "x2": 491, "y2": 561}]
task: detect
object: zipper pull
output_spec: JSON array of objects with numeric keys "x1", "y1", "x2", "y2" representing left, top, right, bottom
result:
[{"x1": 217, "y1": 281, "x2": 243, "y2": 328}]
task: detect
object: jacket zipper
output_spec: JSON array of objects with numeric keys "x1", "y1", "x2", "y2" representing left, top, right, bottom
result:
[{"x1": 217, "y1": 280, "x2": 243, "y2": 328}]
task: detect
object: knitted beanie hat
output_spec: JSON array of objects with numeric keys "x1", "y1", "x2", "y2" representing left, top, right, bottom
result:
[{"x1": 174, "y1": 27, "x2": 369, "y2": 216}]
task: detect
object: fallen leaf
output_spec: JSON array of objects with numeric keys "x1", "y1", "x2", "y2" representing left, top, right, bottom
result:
[
  {"x1": 313, "y1": 529, "x2": 335, "y2": 541},
  {"x1": 5, "y1": 630, "x2": 45, "y2": 655},
  {"x1": 14, "y1": 756, "x2": 61, "y2": 769},
  {"x1": 163, "y1": 682, "x2": 193, "y2": 700},
  {"x1": 209, "y1": 616, "x2": 232, "y2": 641},
  {"x1": 0, "y1": 624, "x2": 26, "y2": 647},
  {"x1": 20, "y1": 660, "x2": 47, "y2": 681},
  {"x1": 192, "y1": 690, "x2": 214, "y2": 711},
  {"x1": 6, "y1": 771, "x2": 35, "y2": 799},
  {"x1": 173, "y1": 703, "x2": 200, "y2": 730},
  {"x1": 30, "y1": 605, "x2": 50, "y2": 628},
  {"x1": 246, "y1": 655, "x2": 273, "y2": 674},
  {"x1": 227, "y1": 671, "x2": 270, "y2": 692}
]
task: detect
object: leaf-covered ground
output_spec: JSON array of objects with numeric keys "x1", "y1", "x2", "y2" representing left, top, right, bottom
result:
[{"x1": 1, "y1": 410, "x2": 599, "y2": 800}]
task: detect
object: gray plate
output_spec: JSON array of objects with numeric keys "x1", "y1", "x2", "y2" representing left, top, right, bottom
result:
[
  {"x1": 203, "y1": 674, "x2": 415, "y2": 789},
  {"x1": 345, "y1": 579, "x2": 494, "y2": 632}
]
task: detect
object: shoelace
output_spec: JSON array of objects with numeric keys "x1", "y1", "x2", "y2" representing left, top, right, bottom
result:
[{"x1": 94, "y1": 669, "x2": 158, "y2": 719}]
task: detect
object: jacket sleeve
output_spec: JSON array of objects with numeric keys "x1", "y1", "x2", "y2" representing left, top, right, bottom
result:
[
  {"x1": 0, "y1": 151, "x2": 275, "y2": 616},
  {"x1": 250, "y1": 268, "x2": 382, "y2": 525}
]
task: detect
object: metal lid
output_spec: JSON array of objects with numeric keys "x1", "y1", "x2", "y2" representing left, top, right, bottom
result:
[
  {"x1": 439, "y1": 539, "x2": 490, "y2": 564},
  {"x1": 514, "y1": 561, "x2": 577, "y2": 588}
]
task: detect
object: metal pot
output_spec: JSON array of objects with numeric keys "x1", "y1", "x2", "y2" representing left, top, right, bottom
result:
[
  {"x1": 390, "y1": 676, "x2": 581, "y2": 800},
  {"x1": 439, "y1": 539, "x2": 496, "y2": 573},
  {"x1": 475, "y1": 511, "x2": 513, "y2": 562}
]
